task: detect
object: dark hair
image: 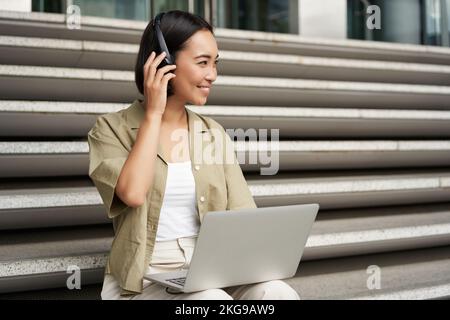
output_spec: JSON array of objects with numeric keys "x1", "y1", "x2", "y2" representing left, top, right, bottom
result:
[{"x1": 135, "y1": 10, "x2": 214, "y2": 97}]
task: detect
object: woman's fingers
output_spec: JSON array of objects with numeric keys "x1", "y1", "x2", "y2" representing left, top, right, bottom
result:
[
  {"x1": 141, "y1": 51, "x2": 174, "y2": 115},
  {"x1": 143, "y1": 51, "x2": 166, "y2": 87},
  {"x1": 160, "y1": 71, "x2": 177, "y2": 89},
  {"x1": 154, "y1": 64, "x2": 177, "y2": 85},
  {"x1": 148, "y1": 52, "x2": 167, "y2": 84},
  {"x1": 143, "y1": 51, "x2": 156, "y2": 85}
]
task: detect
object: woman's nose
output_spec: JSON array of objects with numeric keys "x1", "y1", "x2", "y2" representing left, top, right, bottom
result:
[{"x1": 206, "y1": 68, "x2": 217, "y2": 82}]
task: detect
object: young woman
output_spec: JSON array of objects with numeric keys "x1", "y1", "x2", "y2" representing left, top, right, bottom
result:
[{"x1": 88, "y1": 10, "x2": 300, "y2": 300}]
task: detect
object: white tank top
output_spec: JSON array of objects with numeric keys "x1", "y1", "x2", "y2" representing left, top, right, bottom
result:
[{"x1": 155, "y1": 160, "x2": 200, "y2": 241}]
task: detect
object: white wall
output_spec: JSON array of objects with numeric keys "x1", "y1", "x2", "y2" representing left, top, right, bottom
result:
[
  {"x1": 0, "y1": 0, "x2": 31, "y2": 12},
  {"x1": 299, "y1": 0, "x2": 347, "y2": 39}
]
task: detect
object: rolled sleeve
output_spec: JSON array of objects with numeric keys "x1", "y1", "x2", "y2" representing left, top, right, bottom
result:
[{"x1": 87, "y1": 118, "x2": 130, "y2": 219}]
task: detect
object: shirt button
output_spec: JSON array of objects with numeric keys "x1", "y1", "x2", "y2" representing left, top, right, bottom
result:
[
  {"x1": 200, "y1": 196, "x2": 205, "y2": 202},
  {"x1": 195, "y1": 165, "x2": 200, "y2": 171}
]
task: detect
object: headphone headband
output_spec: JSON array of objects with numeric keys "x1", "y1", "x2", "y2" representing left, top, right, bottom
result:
[
  {"x1": 153, "y1": 12, "x2": 164, "y2": 27},
  {"x1": 152, "y1": 12, "x2": 174, "y2": 65}
]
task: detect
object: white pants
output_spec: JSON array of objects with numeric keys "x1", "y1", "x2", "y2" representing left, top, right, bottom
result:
[{"x1": 101, "y1": 236, "x2": 300, "y2": 300}]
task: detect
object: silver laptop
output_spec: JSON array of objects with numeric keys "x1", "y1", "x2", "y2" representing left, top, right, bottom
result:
[{"x1": 144, "y1": 203, "x2": 319, "y2": 293}]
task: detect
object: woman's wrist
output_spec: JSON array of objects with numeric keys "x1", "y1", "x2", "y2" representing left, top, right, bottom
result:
[{"x1": 144, "y1": 112, "x2": 163, "y2": 123}]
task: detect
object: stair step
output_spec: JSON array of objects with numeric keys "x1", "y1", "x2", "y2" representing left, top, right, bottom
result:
[
  {"x1": 1, "y1": 215, "x2": 449, "y2": 296},
  {"x1": 218, "y1": 50, "x2": 450, "y2": 85},
  {"x1": 1, "y1": 10, "x2": 450, "y2": 64},
  {"x1": 2, "y1": 35, "x2": 450, "y2": 85},
  {"x1": 1, "y1": 247, "x2": 449, "y2": 300},
  {"x1": 194, "y1": 105, "x2": 450, "y2": 138},
  {"x1": 304, "y1": 203, "x2": 450, "y2": 260},
  {"x1": 216, "y1": 28, "x2": 450, "y2": 65},
  {"x1": 0, "y1": 283, "x2": 102, "y2": 300},
  {"x1": 0, "y1": 64, "x2": 135, "y2": 102},
  {"x1": 0, "y1": 225, "x2": 113, "y2": 261},
  {"x1": 0, "y1": 253, "x2": 106, "y2": 295},
  {"x1": 2, "y1": 101, "x2": 450, "y2": 138},
  {"x1": 0, "y1": 10, "x2": 144, "y2": 43},
  {"x1": 1, "y1": 65, "x2": 450, "y2": 107},
  {"x1": 1, "y1": 140, "x2": 450, "y2": 177},
  {"x1": 1, "y1": 173, "x2": 450, "y2": 229},
  {"x1": 1, "y1": 8, "x2": 449, "y2": 301},
  {"x1": 0, "y1": 185, "x2": 107, "y2": 230},
  {"x1": 249, "y1": 169, "x2": 450, "y2": 208},
  {"x1": 2, "y1": 247, "x2": 449, "y2": 299},
  {"x1": 0, "y1": 35, "x2": 137, "y2": 70},
  {"x1": 287, "y1": 246, "x2": 450, "y2": 299}
]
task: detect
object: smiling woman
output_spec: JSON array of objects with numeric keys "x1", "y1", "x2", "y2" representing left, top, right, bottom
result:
[
  {"x1": 134, "y1": 10, "x2": 219, "y2": 104},
  {"x1": 169, "y1": 29, "x2": 219, "y2": 104},
  {"x1": 88, "y1": 10, "x2": 298, "y2": 301}
]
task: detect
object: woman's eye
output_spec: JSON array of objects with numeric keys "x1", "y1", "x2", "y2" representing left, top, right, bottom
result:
[{"x1": 198, "y1": 61, "x2": 219, "y2": 67}]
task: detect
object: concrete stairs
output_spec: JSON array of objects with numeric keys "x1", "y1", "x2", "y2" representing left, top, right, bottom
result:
[{"x1": 0, "y1": 10, "x2": 450, "y2": 299}]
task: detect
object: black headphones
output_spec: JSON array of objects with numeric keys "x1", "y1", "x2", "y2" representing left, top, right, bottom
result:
[{"x1": 153, "y1": 12, "x2": 175, "y2": 68}]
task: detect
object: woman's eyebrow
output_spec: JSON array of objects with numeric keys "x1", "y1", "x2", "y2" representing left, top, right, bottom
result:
[{"x1": 195, "y1": 54, "x2": 220, "y2": 59}]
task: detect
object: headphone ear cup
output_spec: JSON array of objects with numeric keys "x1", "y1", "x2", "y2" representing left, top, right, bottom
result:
[
  {"x1": 167, "y1": 56, "x2": 175, "y2": 94},
  {"x1": 167, "y1": 76, "x2": 174, "y2": 96},
  {"x1": 168, "y1": 53, "x2": 175, "y2": 65}
]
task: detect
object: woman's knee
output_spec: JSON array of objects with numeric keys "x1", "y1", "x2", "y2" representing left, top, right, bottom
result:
[
  {"x1": 187, "y1": 288, "x2": 233, "y2": 300},
  {"x1": 246, "y1": 280, "x2": 300, "y2": 300},
  {"x1": 260, "y1": 280, "x2": 300, "y2": 300}
]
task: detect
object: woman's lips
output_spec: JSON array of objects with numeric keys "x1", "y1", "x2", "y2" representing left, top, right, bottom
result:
[{"x1": 197, "y1": 86, "x2": 210, "y2": 94}]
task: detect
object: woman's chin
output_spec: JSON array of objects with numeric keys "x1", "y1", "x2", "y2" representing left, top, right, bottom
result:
[{"x1": 194, "y1": 97, "x2": 208, "y2": 106}]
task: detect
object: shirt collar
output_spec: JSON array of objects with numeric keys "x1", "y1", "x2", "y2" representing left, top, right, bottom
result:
[{"x1": 125, "y1": 99, "x2": 211, "y2": 165}]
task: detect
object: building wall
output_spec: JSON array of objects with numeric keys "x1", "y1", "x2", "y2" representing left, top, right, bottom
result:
[
  {"x1": 0, "y1": 0, "x2": 31, "y2": 12},
  {"x1": 299, "y1": 0, "x2": 347, "y2": 39}
]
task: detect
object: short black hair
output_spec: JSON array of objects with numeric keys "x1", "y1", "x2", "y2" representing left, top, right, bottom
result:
[{"x1": 135, "y1": 10, "x2": 214, "y2": 97}]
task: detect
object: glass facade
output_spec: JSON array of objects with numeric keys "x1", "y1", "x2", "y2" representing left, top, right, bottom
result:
[
  {"x1": 445, "y1": 0, "x2": 450, "y2": 45},
  {"x1": 29, "y1": 0, "x2": 450, "y2": 44},
  {"x1": 33, "y1": 0, "x2": 150, "y2": 20},
  {"x1": 151, "y1": 0, "x2": 205, "y2": 19},
  {"x1": 32, "y1": 0, "x2": 63, "y2": 13},
  {"x1": 32, "y1": 0, "x2": 197, "y2": 21},
  {"x1": 152, "y1": 0, "x2": 188, "y2": 15},
  {"x1": 73, "y1": 0, "x2": 150, "y2": 21},
  {"x1": 215, "y1": 0, "x2": 298, "y2": 34},
  {"x1": 424, "y1": 0, "x2": 442, "y2": 45},
  {"x1": 348, "y1": 0, "x2": 450, "y2": 47},
  {"x1": 31, "y1": 0, "x2": 297, "y2": 34}
]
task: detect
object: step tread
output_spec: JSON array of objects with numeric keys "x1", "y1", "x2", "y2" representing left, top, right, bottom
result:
[
  {"x1": 1, "y1": 244, "x2": 449, "y2": 299},
  {"x1": 1, "y1": 10, "x2": 450, "y2": 61},
  {"x1": 1, "y1": 169, "x2": 450, "y2": 203},
  {"x1": 2, "y1": 140, "x2": 450, "y2": 154},
  {"x1": 2, "y1": 64, "x2": 450, "y2": 94},
  {"x1": 1, "y1": 204, "x2": 449, "y2": 266},
  {"x1": 288, "y1": 245, "x2": 450, "y2": 299},
  {"x1": 2, "y1": 101, "x2": 450, "y2": 120},
  {"x1": 2, "y1": 36, "x2": 450, "y2": 74},
  {"x1": 0, "y1": 225, "x2": 113, "y2": 263}
]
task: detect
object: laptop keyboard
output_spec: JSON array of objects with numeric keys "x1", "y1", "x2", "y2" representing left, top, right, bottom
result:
[{"x1": 167, "y1": 277, "x2": 186, "y2": 286}]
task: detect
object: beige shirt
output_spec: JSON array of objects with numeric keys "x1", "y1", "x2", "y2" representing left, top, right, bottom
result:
[{"x1": 87, "y1": 99, "x2": 257, "y2": 296}]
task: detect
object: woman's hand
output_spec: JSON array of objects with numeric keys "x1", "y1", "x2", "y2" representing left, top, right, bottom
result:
[{"x1": 143, "y1": 51, "x2": 177, "y2": 117}]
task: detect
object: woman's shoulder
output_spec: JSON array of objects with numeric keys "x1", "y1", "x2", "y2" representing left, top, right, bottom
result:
[{"x1": 88, "y1": 103, "x2": 133, "y2": 139}]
